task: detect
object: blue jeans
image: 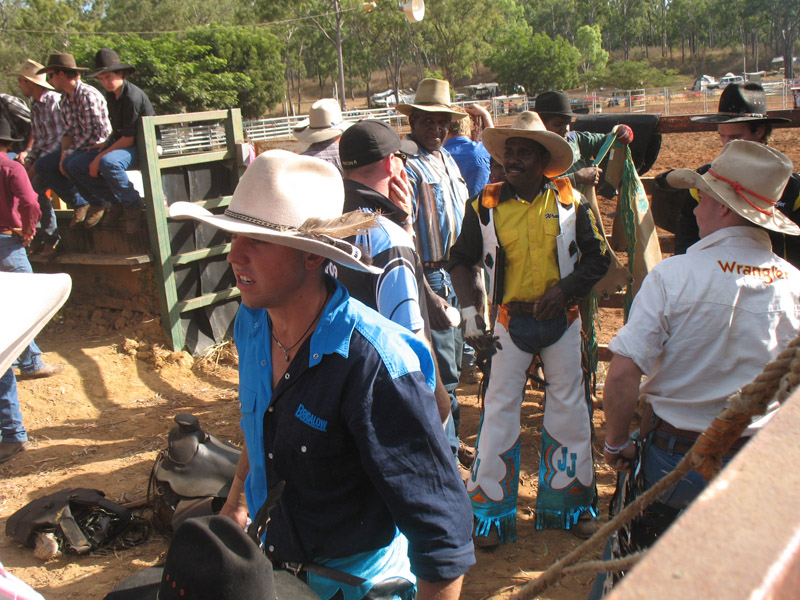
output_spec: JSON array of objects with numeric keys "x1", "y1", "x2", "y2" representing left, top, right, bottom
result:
[
  {"x1": 34, "y1": 150, "x2": 89, "y2": 208},
  {"x1": 424, "y1": 267, "x2": 463, "y2": 454},
  {"x1": 0, "y1": 368, "x2": 26, "y2": 442},
  {"x1": 0, "y1": 235, "x2": 45, "y2": 373},
  {"x1": 64, "y1": 147, "x2": 143, "y2": 209},
  {"x1": 643, "y1": 433, "x2": 732, "y2": 509},
  {"x1": 31, "y1": 174, "x2": 59, "y2": 245}
]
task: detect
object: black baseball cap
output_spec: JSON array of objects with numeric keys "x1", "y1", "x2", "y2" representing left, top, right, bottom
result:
[{"x1": 339, "y1": 119, "x2": 418, "y2": 169}]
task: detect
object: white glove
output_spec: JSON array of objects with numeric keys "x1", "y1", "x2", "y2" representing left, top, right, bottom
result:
[{"x1": 461, "y1": 306, "x2": 485, "y2": 339}]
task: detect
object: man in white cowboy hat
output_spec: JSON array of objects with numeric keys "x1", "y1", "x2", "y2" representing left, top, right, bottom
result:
[
  {"x1": 448, "y1": 111, "x2": 610, "y2": 548},
  {"x1": 293, "y1": 98, "x2": 351, "y2": 174},
  {"x1": 668, "y1": 83, "x2": 800, "y2": 266},
  {"x1": 0, "y1": 116, "x2": 65, "y2": 386},
  {"x1": 34, "y1": 53, "x2": 111, "y2": 229},
  {"x1": 397, "y1": 78, "x2": 471, "y2": 461},
  {"x1": 8, "y1": 59, "x2": 63, "y2": 256},
  {"x1": 602, "y1": 141, "x2": 800, "y2": 557},
  {"x1": 63, "y1": 48, "x2": 155, "y2": 234},
  {"x1": 169, "y1": 150, "x2": 474, "y2": 600}
]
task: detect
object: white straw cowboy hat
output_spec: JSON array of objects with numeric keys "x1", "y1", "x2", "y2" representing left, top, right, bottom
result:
[
  {"x1": 0, "y1": 272, "x2": 72, "y2": 374},
  {"x1": 169, "y1": 150, "x2": 381, "y2": 273},
  {"x1": 396, "y1": 78, "x2": 467, "y2": 119},
  {"x1": 666, "y1": 140, "x2": 799, "y2": 236},
  {"x1": 8, "y1": 59, "x2": 55, "y2": 91},
  {"x1": 482, "y1": 111, "x2": 574, "y2": 178},
  {"x1": 292, "y1": 98, "x2": 351, "y2": 143}
]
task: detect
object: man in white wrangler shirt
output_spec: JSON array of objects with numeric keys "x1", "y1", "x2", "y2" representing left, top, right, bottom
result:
[{"x1": 602, "y1": 140, "x2": 800, "y2": 554}]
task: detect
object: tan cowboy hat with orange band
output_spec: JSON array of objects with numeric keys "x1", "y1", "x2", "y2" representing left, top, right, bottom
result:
[{"x1": 666, "y1": 140, "x2": 799, "y2": 236}]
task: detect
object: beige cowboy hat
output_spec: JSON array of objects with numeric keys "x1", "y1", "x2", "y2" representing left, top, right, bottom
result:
[
  {"x1": 8, "y1": 59, "x2": 55, "y2": 91},
  {"x1": 0, "y1": 272, "x2": 72, "y2": 374},
  {"x1": 169, "y1": 150, "x2": 381, "y2": 273},
  {"x1": 36, "y1": 53, "x2": 89, "y2": 73},
  {"x1": 396, "y1": 78, "x2": 467, "y2": 119},
  {"x1": 666, "y1": 140, "x2": 799, "y2": 236},
  {"x1": 292, "y1": 98, "x2": 351, "y2": 143},
  {"x1": 482, "y1": 111, "x2": 574, "y2": 178}
]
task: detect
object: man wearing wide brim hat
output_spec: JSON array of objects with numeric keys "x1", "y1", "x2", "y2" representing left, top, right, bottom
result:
[
  {"x1": 293, "y1": 98, "x2": 351, "y2": 174},
  {"x1": 8, "y1": 58, "x2": 63, "y2": 257},
  {"x1": 63, "y1": 48, "x2": 154, "y2": 234},
  {"x1": 533, "y1": 90, "x2": 635, "y2": 190},
  {"x1": 32, "y1": 52, "x2": 111, "y2": 229},
  {"x1": 448, "y1": 110, "x2": 610, "y2": 547},
  {"x1": 169, "y1": 150, "x2": 474, "y2": 600},
  {"x1": 599, "y1": 141, "x2": 800, "y2": 591},
  {"x1": 398, "y1": 78, "x2": 471, "y2": 466},
  {"x1": 669, "y1": 83, "x2": 800, "y2": 264}
]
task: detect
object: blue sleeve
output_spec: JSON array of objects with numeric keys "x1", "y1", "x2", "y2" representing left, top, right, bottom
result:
[{"x1": 374, "y1": 245, "x2": 424, "y2": 333}]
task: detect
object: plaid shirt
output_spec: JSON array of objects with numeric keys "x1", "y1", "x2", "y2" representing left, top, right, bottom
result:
[
  {"x1": 29, "y1": 90, "x2": 63, "y2": 162},
  {"x1": 60, "y1": 80, "x2": 111, "y2": 154},
  {"x1": 301, "y1": 139, "x2": 343, "y2": 175}
]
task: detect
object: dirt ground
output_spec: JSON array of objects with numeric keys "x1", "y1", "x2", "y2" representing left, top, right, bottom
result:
[{"x1": 2, "y1": 127, "x2": 800, "y2": 600}]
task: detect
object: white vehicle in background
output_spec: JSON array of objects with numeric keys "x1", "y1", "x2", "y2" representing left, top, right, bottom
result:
[
  {"x1": 692, "y1": 74, "x2": 718, "y2": 91},
  {"x1": 718, "y1": 73, "x2": 744, "y2": 87}
]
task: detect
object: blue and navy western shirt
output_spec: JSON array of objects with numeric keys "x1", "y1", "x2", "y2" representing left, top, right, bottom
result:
[{"x1": 235, "y1": 278, "x2": 475, "y2": 582}]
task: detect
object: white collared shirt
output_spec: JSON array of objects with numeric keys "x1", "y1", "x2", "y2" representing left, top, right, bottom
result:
[{"x1": 610, "y1": 226, "x2": 800, "y2": 433}]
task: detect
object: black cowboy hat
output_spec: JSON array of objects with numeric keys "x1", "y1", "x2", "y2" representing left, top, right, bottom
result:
[
  {"x1": 36, "y1": 53, "x2": 88, "y2": 74},
  {"x1": 0, "y1": 116, "x2": 22, "y2": 143},
  {"x1": 691, "y1": 83, "x2": 790, "y2": 124},
  {"x1": 533, "y1": 91, "x2": 578, "y2": 117},
  {"x1": 103, "y1": 515, "x2": 319, "y2": 600},
  {"x1": 88, "y1": 48, "x2": 136, "y2": 78}
]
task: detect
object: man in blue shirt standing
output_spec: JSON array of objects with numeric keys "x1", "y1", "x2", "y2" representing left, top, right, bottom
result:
[
  {"x1": 169, "y1": 150, "x2": 474, "y2": 600},
  {"x1": 398, "y1": 78, "x2": 471, "y2": 460}
]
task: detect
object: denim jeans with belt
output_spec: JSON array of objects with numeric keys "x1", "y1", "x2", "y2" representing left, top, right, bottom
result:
[
  {"x1": 424, "y1": 267, "x2": 463, "y2": 455},
  {"x1": 0, "y1": 235, "x2": 45, "y2": 373},
  {"x1": 64, "y1": 147, "x2": 143, "y2": 209}
]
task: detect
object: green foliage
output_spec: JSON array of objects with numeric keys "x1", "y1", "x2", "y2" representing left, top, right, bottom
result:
[
  {"x1": 575, "y1": 24, "x2": 608, "y2": 72},
  {"x1": 186, "y1": 28, "x2": 285, "y2": 118},
  {"x1": 602, "y1": 60, "x2": 679, "y2": 89},
  {"x1": 487, "y1": 26, "x2": 581, "y2": 96},
  {"x1": 68, "y1": 34, "x2": 262, "y2": 115}
]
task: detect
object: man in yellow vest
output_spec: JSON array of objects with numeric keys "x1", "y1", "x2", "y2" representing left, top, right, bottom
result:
[{"x1": 448, "y1": 112, "x2": 610, "y2": 547}]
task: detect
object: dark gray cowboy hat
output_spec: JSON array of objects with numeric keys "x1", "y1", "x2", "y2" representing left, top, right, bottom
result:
[
  {"x1": 103, "y1": 515, "x2": 319, "y2": 600},
  {"x1": 533, "y1": 91, "x2": 578, "y2": 117},
  {"x1": 36, "y1": 53, "x2": 88, "y2": 73},
  {"x1": 88, "y1": 48, "x2": 136, "y2": 78},
  {"x1": 690, "y1": 83, "x2": 790, "y2": 124},
  {"x1": 0, "y1": 116, "x2": 22, "y2": 143}
]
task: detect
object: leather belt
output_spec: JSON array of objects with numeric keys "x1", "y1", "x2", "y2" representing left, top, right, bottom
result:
[
  {"x1": 504, "y1": 301, "x2": 538, "y2": 316},
  {"x1": 422, "y1": 261, "x2": 447, "y2": 269},
  {"x1": 279, "y1": 561, "x2": 367, "y2": 587},
  {"x1": 651, "y1": 425, "x2": 749, "y2": 459}
]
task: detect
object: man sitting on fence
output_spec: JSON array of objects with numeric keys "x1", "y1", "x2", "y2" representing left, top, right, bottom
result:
[
  {"x1": 35, "y1": 53, "x2": 111, "y2": 229},
  {"x1": 64, "y1": 49, "x2": 155, "y2": 234}
]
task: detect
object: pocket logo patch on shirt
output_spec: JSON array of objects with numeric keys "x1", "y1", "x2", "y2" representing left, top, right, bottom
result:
[{"x1": 295, "y1": 403, "x2": 328, "y2": 432}]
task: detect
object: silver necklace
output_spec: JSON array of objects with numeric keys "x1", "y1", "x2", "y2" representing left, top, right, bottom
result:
[{"x1": 270, "y1": 292, "x2": 329, "y2": 362}]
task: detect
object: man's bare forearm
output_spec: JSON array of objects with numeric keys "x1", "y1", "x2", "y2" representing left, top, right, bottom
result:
[{"x1": 417, "y1": 576, "x2": 463, "y2": 600}]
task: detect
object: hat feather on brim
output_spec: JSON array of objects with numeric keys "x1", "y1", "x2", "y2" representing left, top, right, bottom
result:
[
  {"x1": 169, "y1": 202, "x2": 382, "y2": 274},
  {"x1": 482, "y1": 111, "x2": 574, "y2": 178},
  {"x1": 168, "y1": 150, "x2": 381, "y2": 274},
  {"x1": 665, "y1": 140, "x2": 800, "y2": 236}
]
